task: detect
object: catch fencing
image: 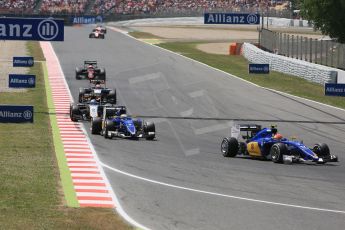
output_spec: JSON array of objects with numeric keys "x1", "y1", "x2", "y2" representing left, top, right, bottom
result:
[{"x1": 260, "y1": 28, "x2": 345, "y2": 70}]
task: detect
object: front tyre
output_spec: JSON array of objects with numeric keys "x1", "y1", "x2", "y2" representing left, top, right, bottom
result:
[
  {"x1": 144, "y1": 121, "x2": 155, "y2": 140},
  {"x1": 104, "y1": 120, "x2": 114, "y2": 139},
  {"x1": 70, "y1": 104, "x2": 79, "y2": 122},
  {"x1": 313, "y1": 143, "x2": 331, "y2": 160},
  {"x1": 270, "y1": 143, "x2": 288, "y2": 163},
  {"x1": 221, "y1": 137, "x2": 238, "y2": 157}
]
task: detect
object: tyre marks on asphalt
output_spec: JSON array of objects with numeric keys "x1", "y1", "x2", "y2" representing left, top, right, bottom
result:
[{"x1": 41, "y1": 41, "x2": 116, "y2": 208}]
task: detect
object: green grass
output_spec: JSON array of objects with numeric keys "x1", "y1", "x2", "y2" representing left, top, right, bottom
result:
[
  {"x1": 154, "y1": 41, "x2": 345, "y2": 109},
  {"x1": 0, "y1": 42, "x2": 132, "y2": 230}
]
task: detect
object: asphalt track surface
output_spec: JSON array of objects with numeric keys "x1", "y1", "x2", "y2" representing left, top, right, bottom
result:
[{"x1": 53, "y1": 26, "x2": 345, "y2": 230}]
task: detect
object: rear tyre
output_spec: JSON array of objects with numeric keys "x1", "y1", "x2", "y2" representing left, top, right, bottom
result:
[
  {"x1": 75, "y1": 67, "x2": 82, "y2": 79},
  {"x1": 221, "y1": 137, "x2": 238, "y2": 157},
  {"x1": 270, "y1": 143, "x2": 288, "y2": 163},
  {"x1": 91, "y1": 117, "x2": 102, "y2": 134},
  {"x1": 144, "y1": 121, "x2": 155, "y2": 140},
  {"x1": 313, "y1": 143, "x2": 330, "y2": 158},
  {"x1": 78, "y1": 88, "x2": 85, "y2": 102},
  {"x1": 99, "y1": 68, "x2": 106, "y2": 78},
  {"x1": 107, "y1": 89, "x2": 116, "y2": 104}
]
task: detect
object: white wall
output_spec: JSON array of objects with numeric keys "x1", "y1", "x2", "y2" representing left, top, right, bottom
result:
[{"x1": 242, "y1": 43, "x2": 338, "y2": 84}]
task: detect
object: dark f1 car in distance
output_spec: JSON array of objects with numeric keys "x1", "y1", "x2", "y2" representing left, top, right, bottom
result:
[
  {"x1": 75, "y1": 61, "x2": 106, "y2": 80},
  {"x1": 221, "y1": 124, "x2": 338, "y2": 164},
  {"x1": 70, "y1": 79, "x2": 116, "y2": 122},
  {"x1": 91, "y1": 106, "x2": 156, "y2": 140},
  {"x1": 92, "y1": 25, "x2": 107, "y2": 34}
]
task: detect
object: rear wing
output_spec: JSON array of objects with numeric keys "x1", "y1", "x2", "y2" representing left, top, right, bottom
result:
[
  {"x1": 238, "y1": 124, "x2": 262, "y2": 131},
  {"x1": 89, "y1": 74, "x2": 106, "y2": 85},
  {"x1": 84, "y1": 61, "x2": 97, "y2": 66},
  {"x1": 104, "y1": 106, "x2": 127, "y2": 118},
  {"x1": 231, "y1": 124, "x2": 262, "y2": 139}
]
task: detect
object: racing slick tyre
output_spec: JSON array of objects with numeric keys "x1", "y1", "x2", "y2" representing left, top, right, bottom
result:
[
  {"x1": 270, "y1": 143, "x2": 288, "y2": 163},
  {"x1": 89, "y1": 34, "x2": 94, "y2": 38},
  {"x1": 313, "y1": 143, "x2": 330, "y2": 158},
  {"x1": 144, "y1": 121, "x2": 155, "y2": 140},
  {"x1": 75, "y1": 67, "x2": 82, "y2": 79},
  {"x1": 91, "y1": 117, "x2": 102, "y2": 134},
  {"x1": 107, "y1": 89, "x2": 116, "y2": 104},
  {"x1": 70, "y1": 104, "x2": 79, "y2": 122},
  {"x1": 221, "y1": 137, "x2": 238, "y2": 157},
  {"x1": 78, "y1": 88, "x2": 85, "y2": 102},
  {"x1": 101, "y1": 34, "x2": 105, "y2": 39},
  {"x1": 104, "y1": 120, "x2": 115, "y2": 139},
  {"x1": 99, "y1": 68, "x2": 106, "y2": 79}
]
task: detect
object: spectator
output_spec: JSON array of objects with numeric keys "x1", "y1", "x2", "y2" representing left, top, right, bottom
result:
[
  {"x1": 0, "y1": 0, "x2": 36, "y2": 13},
  {"x1": 40, "y1": 0, "x2": 88, "y2": 14}
]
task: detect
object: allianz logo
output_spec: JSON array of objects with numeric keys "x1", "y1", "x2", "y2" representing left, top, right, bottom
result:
[
  {"x1": 14, "y1": 59, "x2": 33, "y2": 65},
  {"x1": 0, "y1": 110, "x2": 32, "y2": 119},
  {"x1": 10, "y1": 77, "x2": 35, "y2": 85},
  {"x1": 0, "y1": 19, "x2": 59, "y2": 40}
]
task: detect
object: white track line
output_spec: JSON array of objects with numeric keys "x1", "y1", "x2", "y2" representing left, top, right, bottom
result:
[{"x1": 101, "y1": 162, "x2": 345, "y2": 214}]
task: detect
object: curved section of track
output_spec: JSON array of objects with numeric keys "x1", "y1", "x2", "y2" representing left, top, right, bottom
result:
[{"x1": 52, "y1": 26, "x2": 345, "y2": 230}]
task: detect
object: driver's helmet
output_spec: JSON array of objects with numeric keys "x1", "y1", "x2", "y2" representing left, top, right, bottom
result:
[
  {"x1": 120, "y1": 114, "x2": 127, "y2": 119},
  {"x1": 90, "y1": 99, "x2": 97, "y2": 104},
  {"x1": 88, "y1": 64, "x2": 94, "y2": 69},
  {"x1": 95, "y1": 84, "x2": 101, "y2": 89},
  {"x1": 273, "y1": 133, "x2": 283, "y2": 140}
]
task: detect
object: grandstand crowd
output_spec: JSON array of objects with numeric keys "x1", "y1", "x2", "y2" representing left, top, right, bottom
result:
[{"x1": 0, "y1": 0, "x2": 291, "y2": 15}]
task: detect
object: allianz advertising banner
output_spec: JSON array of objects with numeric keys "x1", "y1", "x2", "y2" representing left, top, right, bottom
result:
[
  {"x1": 0, "y1": 18, "x2": 64, "y2": 41},
  {"x1": 71, "y1": 16, "x2": 103, "y2": 24},
  {"x1": 325, "y1": 83, "x2": 345, "y2": 96},
  {"x1": 9, "y1": 74, "x2": 36, "y2": 88},
  {"x1": 249, "y1": 64, "x2": 270, "y2": 74},
  {"x1": 0, "y1": 105, "x2": 33, "y2": 123},
  {"x1": 204, "y1": 13, "x2": 260, "y2": 25},
  {"x1": 13, "y1": 56, "x2": 34, "y2": 67}
]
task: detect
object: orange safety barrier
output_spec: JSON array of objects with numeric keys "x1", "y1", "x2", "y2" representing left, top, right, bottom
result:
[{"x1": 229, "y1": 43, "x2": 237, "y2": 55}]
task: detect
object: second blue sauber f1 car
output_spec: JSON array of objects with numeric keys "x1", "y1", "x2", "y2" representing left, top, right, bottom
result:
[
  {"x1": 91, "y1": 106, "x2": 156, "y2": 140},
  {"x1": 221, "y1": 124, "x2": 338, "y2": 164}
]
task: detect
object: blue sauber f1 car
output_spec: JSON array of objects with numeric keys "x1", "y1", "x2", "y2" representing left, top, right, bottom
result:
[
  {"x1": 91, "y1": 106, "x2": 155, "y2": 140},
  {"x1": 221, "y1": 124, "x2": 338, "y2": 164}
]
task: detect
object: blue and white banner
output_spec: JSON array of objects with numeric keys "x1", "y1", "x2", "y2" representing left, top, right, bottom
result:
[
  {"x1": 0, "y1": 105, "x2": 33, "y2": 123},
  {"x1": 204, "y1": 13, "x2": 260, "y2": 25},
  {"x1": 9, "y1": 74, "x2": 36, "y2": 88},
  {"x1": 13, "y1": 56, "x2": 34, "y2": 67},
  {"x1": 325, "y1": 83, "x2": 345, "y2": 96},
  {"x1": 249, "y1": 64, "x2": 270, "y2": 74},
  {"x1": 71, "y1": 16, "x2": 103, "y2": 24},
  {"x1": 0, "y1": 18, "x2": 64, "y2": 41}
]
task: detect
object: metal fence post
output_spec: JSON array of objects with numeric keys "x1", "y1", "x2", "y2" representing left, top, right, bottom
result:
[
  {"x1": 303, "y1": 36, "x2": 306, "y2": 61},
  {"x1": 325, "y1": 40, "x2": 329, "y2": 66},
  {"x1": 314, "y1": 38, "x2": 318, "y2": 64},
  {"x1": 330, "y1": 41, "x2": 334, "y2": 67},
  {"x1": 309, "y1": 38, "x2": 312, "y2": 62},
  {"x1": 287, "y1": 34, "x2": 290, "y2": 57},
  {"x1": 320, "y1": 40, "x2": 323, "y2": 65},
  {"x1": 291, "y1": 35, "x2": 294, "y2": 58},
  {"x1": 279, "y1": 32, "x2": 282, "y2": 54}
]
